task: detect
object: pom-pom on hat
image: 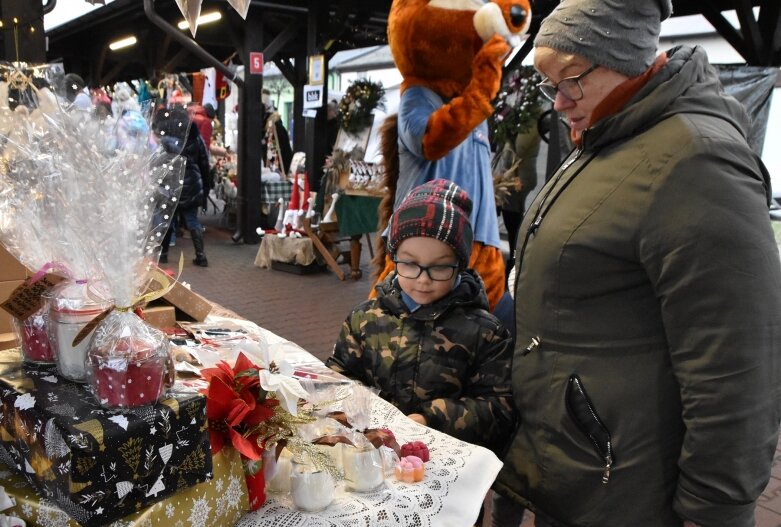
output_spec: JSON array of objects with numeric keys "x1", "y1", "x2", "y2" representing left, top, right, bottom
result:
[
  {"x1": 534, "y1": 0, "x2": 673, "y2": 78},
  {"x1": 387, "y1": 179, "x2": 473, "y2": 269}
]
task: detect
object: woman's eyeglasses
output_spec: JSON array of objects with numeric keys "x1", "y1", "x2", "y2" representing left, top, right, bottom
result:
[
  {"x1": 537, "y1": 64, "x2": 600, "y2": 102},
  {"x1": 394, "y1": 260, "x2": 458, "y2": 281}
]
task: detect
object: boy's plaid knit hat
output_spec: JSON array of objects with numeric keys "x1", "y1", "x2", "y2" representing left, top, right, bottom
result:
[{"x1": 387, "y1": 179, "x2": 473, "y2": 269}]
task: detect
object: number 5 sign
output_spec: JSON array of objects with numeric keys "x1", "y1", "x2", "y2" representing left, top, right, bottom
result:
[{"x1": 249, "y1": 52, "x2": 264, "y2": 75}]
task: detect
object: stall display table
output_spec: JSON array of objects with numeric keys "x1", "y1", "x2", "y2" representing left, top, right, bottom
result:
[
  {"x1": 254, "y1": 235, "x2": 317, "y2": 269},
  {"x1": 245, "y1": 326, "x2": 504, "y2": 527},
  {"x1": 0, "y1": 312, "x2": 503, "y2": 527},
  {"x1": 335, "y1": 193, "x2": 382, "y2": 280}
]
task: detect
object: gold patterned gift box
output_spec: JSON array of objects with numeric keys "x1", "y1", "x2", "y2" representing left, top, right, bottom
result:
[
  {"x1": 0, "y1": 447, "x2": 249, "y2": 526},
  {"x1": 0, "y1": 348, "x2": 213, "y2": 526}
]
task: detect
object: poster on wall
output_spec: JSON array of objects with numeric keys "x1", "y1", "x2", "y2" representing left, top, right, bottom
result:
[
  {"x1": 308, "y1": 54, "x2": 325, "y2": 85},
  {"x1": 334, "y1": 117, "x2": 374, "y2": 155},
  {"x1": 303, "y1": 84, "x2": 324, "y2": 109}
]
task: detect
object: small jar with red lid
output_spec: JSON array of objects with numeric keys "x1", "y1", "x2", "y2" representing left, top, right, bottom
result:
[
  {"x1": 86, "y1": 309, "x2": 173, "y2": 409},
  {"x1": 12, "y1": 306, "x2": 55, "y2": 364}
]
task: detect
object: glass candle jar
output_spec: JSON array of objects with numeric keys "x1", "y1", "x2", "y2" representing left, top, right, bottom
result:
[
  {"x1": 45, "y1": 281, "x2": 113, "y2": 382},
  {"x1": 11, "y1": 306, "x2": 54, "y2": 364},
  {"x1": 86, "y1": 310, "x2": 172, "y2": 409},
  {"x1": 290, "y1": 460, "x2": 335, "y2": 512},
  {"x1": 265, "y1": 448, "x2": 293, "y2": 494},
  {"x1": 342, "y1": 446, "x2": 385, "y2": 492}
]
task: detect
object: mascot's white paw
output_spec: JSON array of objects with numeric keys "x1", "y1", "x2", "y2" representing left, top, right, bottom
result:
[{"x1": 474, "y1": 2, "x2": 527, "y2": 47}]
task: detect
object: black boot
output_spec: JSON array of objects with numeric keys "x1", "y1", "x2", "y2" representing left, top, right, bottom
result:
[
  {"x1": 191, "y1": 229, "x2": 208, "y2": 267},
  {"x1": 159, "y1": 225, "x2": 173, "y2": 265}
]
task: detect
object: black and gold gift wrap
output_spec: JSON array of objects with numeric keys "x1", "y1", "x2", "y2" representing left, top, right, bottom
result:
[
  {"x1": 0, "y1": 349, "x2": 213, "y2": 526},
  {"x1": 0, "y1": 447, "x2": 248, "y2": 526}
]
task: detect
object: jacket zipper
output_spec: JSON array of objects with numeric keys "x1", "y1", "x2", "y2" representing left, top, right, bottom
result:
[
  {"x1": 514, "y1": 147, "x2": 584, "y2": 281},
  {"x1": 567, "y1": 375, "x2": 614, "y2": 484},
  {"x1": 521, "y1": 336, "x2": 541, "y2": 356},
  {"x1": 412, "y1": 327, "x2": 424, "y2": 406},
  {"x1": 529, "y1": 148, "x2": 583, "y2": 236}
]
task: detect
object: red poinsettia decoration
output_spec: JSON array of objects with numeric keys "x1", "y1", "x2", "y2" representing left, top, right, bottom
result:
[{"x1": 200, "y1": 352, "x2": 280, "y2": 461}]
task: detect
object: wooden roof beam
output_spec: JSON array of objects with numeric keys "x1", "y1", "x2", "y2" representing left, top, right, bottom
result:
[
  {"x1": 735, "y1": 0, "x2": 763, "y2": 63},
  {"x1": 263, "y1": 19, "x2": 303, "y2": 62},
  {"x1": 99, "y1": 60, "x2": 128, "y2": 86},
  {"x1": 163, "y1": 47, "x2": 190, "y2": 72},
  {"x1": 701, "y1": 2, "x2": 753, "y2": 63},
  {"x1": 757, "y1": 0, "x2": 781, "y2": 65}
]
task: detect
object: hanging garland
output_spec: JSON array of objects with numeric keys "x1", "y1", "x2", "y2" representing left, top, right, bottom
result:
[
  {"x1": 490, "y1": 66, "x2": 544, "y2": 147},
  {"x1": 338, "y1": 79, "x2": 385, "y2": 135}
]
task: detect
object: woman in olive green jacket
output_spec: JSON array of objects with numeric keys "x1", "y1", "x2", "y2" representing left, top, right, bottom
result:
[{"x1": 495, "y1": 2, "x2": 781, "y2": 526}]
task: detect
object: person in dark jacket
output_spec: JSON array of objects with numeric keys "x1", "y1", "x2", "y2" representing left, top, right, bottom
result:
[
  {"x1": 326, "y1": 179, "x2": 515, "y2": 454},
  {"x1": 158, "y1": 108, "x2": 210, "y2": 267},
  {"x1": 494, "y1": 1, "x2": 781, "y2": 526}
]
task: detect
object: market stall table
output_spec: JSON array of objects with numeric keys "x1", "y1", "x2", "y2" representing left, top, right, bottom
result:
[
  {"x1": 240, "y1": 323, "x2": 504, "y2": 527},
  {"x1": 335, "y1": 192, "x2": 382, "y2": 279},
  {"x1": 0, "y1": 313, "x2": 503, "y2": 527},
  {"x1": 254, "y1": 235, "x2": 317, "y2": 269}
]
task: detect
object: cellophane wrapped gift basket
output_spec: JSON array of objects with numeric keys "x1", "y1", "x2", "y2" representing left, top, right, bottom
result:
[
  {"x1": 0, "y1": 63, "x2": 186, "y2": 394},
  {"x1": 0, "y1": 63, "x2": 221, "y2": 526},
  {"x1": 0, "y1": 68, "x2": 102, "y2": 367}
]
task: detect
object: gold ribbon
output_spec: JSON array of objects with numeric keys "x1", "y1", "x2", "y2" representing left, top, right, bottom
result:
[{"x1": 71, "y1": 255, "x2": 184, "y2": 347}]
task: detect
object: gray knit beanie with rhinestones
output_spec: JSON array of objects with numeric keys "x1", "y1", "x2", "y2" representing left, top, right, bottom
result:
[{"x1": 534, "y1": 0, "x2": 673, "y2": 77}]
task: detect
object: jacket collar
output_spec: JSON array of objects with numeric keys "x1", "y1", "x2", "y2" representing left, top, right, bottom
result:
[
  {"x1": 580, "y1": 45, "x2": 750, "y2": 151},
  {"x1": 572, "y1": 53, "x2": 668, "y2": 148}
]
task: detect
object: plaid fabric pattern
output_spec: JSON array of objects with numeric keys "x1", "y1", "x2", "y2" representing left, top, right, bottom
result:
[
  {"x1": 387, "y1": 179, "x2": 474, "y2": 268},
  {"x1": 261, "y1": 180, "x2": 293, "y2": 204}
]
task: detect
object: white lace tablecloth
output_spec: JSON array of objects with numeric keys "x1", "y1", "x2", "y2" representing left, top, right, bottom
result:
[{"x1": 232, "y1": 326, "x2": 504, "y2": 527}]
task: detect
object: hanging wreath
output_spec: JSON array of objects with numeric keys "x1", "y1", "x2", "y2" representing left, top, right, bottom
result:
[
  {"x1": 338, "y1": 79, "x2": 386, "y2": 135},
  {"x1": 490, "y1": 66, "x2": 544, "y2": 147}
]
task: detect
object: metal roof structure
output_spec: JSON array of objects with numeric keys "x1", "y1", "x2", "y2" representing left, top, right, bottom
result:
[{"x1": 45, "y1": 0, "x2": 392, "y2": 86}]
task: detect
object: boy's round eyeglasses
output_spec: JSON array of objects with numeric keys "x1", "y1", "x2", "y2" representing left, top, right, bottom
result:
[
  {"x1": 537, "y1": 64, "x2": 600, "y2": 103},
  {"x1": 394, "y1": 260, "x2": 458, "y2": 281}
]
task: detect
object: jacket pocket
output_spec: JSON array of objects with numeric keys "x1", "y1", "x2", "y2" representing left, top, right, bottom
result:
[{"x1": 565, "y1": 374, "x2": 614, "y2": 484}]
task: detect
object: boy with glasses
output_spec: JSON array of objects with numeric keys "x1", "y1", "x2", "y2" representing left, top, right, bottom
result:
[{"x1": 326, "y1": 179, "x2": 515, "y2": 454}]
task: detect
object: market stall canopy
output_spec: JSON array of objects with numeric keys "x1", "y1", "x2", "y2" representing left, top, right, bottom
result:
[
  {"x1": 510, "y1": 0, "x2": 780, "y2": 69},
  {"x1": 46, "y1": 0, "x2": 392, "y2": 86},
  {"x1": 44, "y1": 0, "x2": 780, "y2": 87}
]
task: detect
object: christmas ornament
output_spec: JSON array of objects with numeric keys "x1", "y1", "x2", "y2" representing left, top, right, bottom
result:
[
  {"x1": 227, "y1": 0, "x2": 251, "y2": 19},
  {"x1": 174, "y1": 0, "x2": 202, "y2": 37}
]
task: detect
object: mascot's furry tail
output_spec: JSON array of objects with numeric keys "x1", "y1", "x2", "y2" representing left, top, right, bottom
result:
[{"x1": 372, "y1": 113, "x2": 399, "y2": 279}]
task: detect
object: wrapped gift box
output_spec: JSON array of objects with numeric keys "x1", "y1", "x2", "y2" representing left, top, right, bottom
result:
[
  {"x1": 0, "y1": 246, "x2": 27, "y2": 282},
  {"x1": 0, "y1": 447, "x2": 248, "y2": 527},
  {"x1": 0, "y1": 349, "x2": 212, "y2": 526},
  {"x1": 160, "y1": 280, "x2": 212, "y2": 322},
  {"x1": 142, "y1": 304, "x2": 177, "y2": 330},
  {"x1": 0, "y1": 280, "x2": 25, "y2": 334}
]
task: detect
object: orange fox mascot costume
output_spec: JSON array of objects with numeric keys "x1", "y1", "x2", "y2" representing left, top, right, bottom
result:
[{"x1": 372, "y1": 0, "x2": 531, "y2": 311}]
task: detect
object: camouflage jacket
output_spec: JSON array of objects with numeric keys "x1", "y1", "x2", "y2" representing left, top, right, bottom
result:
[{"x1": 326, "y1": 270, "x2": 515, "y2": 454}]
